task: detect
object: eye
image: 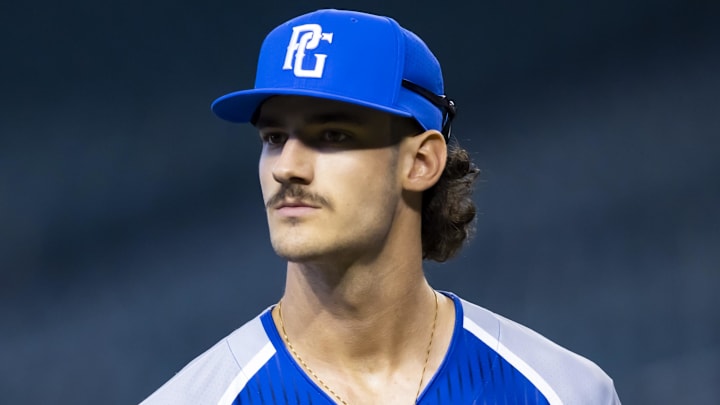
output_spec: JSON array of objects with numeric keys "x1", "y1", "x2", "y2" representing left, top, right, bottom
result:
[
  {"x1": 261, "y1": 132, "x2": 288, "y2": 145},
  {"x1": 321, "y1": 130, "x2": 349, "y2": 143}
]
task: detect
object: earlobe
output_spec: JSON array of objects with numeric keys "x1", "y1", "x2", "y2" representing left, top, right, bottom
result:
[{"x1": 403, "y1": 130, "x2": 447, "y2": 192}]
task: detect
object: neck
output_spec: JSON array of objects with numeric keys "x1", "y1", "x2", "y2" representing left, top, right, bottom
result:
[
  {"x1": 272, "y1": 256, "x2": 456, "y2": 404},
  {"x1": 277, "y1": 257, "x2": 433, "y2": 364}
]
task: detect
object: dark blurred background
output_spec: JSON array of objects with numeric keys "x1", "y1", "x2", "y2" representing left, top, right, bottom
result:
[{"x1": 1, "y1": 0, "x2": 719, "y2": 403}]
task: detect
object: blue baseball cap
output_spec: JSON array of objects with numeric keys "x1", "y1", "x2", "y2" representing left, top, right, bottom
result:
[{"x1": 211, "y1": 9, "x2": 455, "y2": 136}]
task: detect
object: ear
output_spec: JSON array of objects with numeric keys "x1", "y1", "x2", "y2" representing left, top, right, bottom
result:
[{"x1": 401, "y1": 130, "x2": 447, "y2": 192}]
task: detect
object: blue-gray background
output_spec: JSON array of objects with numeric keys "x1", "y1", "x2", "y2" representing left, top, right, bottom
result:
[{"x1": 1, "y1": 0, "x2": 718, "y2": 404}]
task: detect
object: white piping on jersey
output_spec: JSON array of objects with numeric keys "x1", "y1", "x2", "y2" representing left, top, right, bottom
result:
[
  {"x1": 463, "y1": 316, "x2": 564, "y2": 405},
  {"x1": 217, "y1": 341, "x2": 276, "y2": 405}
]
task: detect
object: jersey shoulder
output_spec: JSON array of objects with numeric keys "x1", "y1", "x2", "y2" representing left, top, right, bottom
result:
[
  {"x1": 140, "y1": 309, "x2": 274, "y2": 405},
  {"x1": 458, "y1": 296, "x2": 621, "y2": 405}
]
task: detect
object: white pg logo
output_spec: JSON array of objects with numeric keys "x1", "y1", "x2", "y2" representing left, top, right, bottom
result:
[{"x1": 283, "y1": 24, "x2": 334, "y2": 78}]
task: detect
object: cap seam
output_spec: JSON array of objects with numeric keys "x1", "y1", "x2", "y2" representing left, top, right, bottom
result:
[{"x1": 387, "y1": 17, "x2": 405, "y2": 110}]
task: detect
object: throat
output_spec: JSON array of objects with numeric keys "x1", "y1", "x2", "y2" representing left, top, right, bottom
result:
[{"x1": 274, "y1": 290, "x2": 440, "y2": 404}]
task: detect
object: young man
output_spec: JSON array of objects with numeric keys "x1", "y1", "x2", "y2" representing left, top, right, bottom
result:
[{"x1": 142, "y1": 9, "x2": 620, "y2": 405}]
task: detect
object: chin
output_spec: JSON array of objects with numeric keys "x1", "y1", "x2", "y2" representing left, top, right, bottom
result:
[
  {"x1": 270, "y1": 233, "x2": 359, "y2": 264},
  {"x1": 270, "y1": 236, "x2": 325, "y2": 262},
  {"x1": 272, "y1": 246, "x2": 326, "y2": 263}
]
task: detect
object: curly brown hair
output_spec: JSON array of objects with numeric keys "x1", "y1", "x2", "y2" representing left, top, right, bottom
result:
[
  {"x1": 421, "y1": 140, "x2": 480, "y2": 262},
  {"x1": 391, "y1": 116, "x2": 480, "y2": 262}
]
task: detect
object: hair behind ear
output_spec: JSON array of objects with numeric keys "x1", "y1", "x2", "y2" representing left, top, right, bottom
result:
[{"x1": 421, "y1": 140, "x2": 480, "y2": 262}]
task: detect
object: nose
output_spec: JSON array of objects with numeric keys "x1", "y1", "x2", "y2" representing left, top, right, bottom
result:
[{"x1": 271, "y1": 137, "x2": 314, "y2": 185}]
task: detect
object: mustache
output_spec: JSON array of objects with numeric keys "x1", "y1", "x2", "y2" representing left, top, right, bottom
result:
[{"x1": 265, "y1": 184, "x2": 332, "y2": 210}]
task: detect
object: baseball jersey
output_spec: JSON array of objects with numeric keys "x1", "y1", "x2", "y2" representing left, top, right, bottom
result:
[{"x1": 141, "y1": 292, "x2": 620, "y2": 404}]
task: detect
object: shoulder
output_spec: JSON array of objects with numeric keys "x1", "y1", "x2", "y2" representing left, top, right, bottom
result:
[
  {"x1": 457, "y1": 295, "x2": 621, "y2": 405},
  {"x1": 140, "y1": 309, "x2": 276, "y2": 405}
]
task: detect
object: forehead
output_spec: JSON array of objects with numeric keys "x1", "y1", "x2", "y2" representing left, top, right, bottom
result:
[{"x1": 254, "y1": 96, "x2": 392, "y2": 129}]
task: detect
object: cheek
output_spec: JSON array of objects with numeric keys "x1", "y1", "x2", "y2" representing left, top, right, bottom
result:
[
  {"x1": 335, "y1": 154, "x2": 399, "y2": 204},
  {"x1": 258, "y1": 155, "x2": 275, "y2": 202}
]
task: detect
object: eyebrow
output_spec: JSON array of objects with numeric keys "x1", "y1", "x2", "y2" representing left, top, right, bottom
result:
[{"x1": 255, "y1": 113, "x2": 367, "y2": 129}]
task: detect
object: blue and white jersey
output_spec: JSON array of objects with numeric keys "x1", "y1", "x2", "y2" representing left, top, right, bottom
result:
[{"x1": 141, "y1": 293, "x2": 620, "y2": 404}]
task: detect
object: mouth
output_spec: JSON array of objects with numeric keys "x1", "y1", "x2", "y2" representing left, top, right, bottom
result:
[
  {"x1": 274, "y1": 200, "x2": 320, "y2": 209},
  {"x1": 273, "y1": 200, "x2": 321, "y2": 217}
]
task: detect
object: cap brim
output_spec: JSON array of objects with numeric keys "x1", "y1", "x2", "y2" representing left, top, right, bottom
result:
[{"x1": 211, "y1": 88, "x2": 414, "y2": 124}]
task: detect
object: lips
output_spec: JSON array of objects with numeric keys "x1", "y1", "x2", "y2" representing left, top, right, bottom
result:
[
  {"x1": 274, "y1": 200, "x2": 320, "y2": 209},
  {"x1": 273, "y1": 200, "x2": 320, "y2": 217}
]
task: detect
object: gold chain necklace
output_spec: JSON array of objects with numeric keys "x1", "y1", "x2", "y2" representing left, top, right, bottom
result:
[{"x1": 276, "y1": 291, "x2": 439, "y2": 405}]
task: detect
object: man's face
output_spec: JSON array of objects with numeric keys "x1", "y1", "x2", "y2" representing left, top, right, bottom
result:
[{"x1": 256, "y1": 96, "x2": 406, "y2": 264}]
